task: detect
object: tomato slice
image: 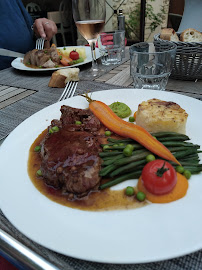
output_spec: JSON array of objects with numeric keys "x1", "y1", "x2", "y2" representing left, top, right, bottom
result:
[{"x1": 141, "y1": 160, "x2": 177, "y2": 195}]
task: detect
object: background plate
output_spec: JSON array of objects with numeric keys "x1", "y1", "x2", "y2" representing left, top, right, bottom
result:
[
  {"x1": 0, "y1": 89, "x2": 202, "y2": 264},
  {"x1": 11, "y1": 46, "x2": 100, "y2": 71}
]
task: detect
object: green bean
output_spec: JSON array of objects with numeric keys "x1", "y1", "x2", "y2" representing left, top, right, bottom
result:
[
  {"x1": 182, "y1": 167, "x2": 202, "y2": 174},
  {"x1": 168, "y1": 146, "x2": 200, "y2": 152},
  {"x1": 99, "y1": 170, "x2": 142, "y2": 190},
  {"x1": 158, "y1": 136, "x2": 190, "y2": 142},
  {"x1": 102, "y1": 144, "x2": 143, "y2": 151},
  {"x1": 99, "y1": 164, "x2": 119, "y2": 177},
  {"x1": 107, "y1": 137, "x2": 133, "y2": 143},
  {"x1": 110, "y1": 160, "x2": 147, "y2": 178},
  {"x1": 114, "y1": 151, "x2": 150, "y2": 166},
  {"x1": 151, "y1": 132, "x2": 190, "y2": 139},
  {"x1": 162, "y1": 141, "x2": 199, "y2": 147},
  {"x1": 99, "y1": 151, "x2": 122, "y2": 157},
  {"x1": 102, "y1": 154, "x2": 125, "y2": 166},
  {"x1": 173, "y1": 148, "x2": 200, "y2": 159}
]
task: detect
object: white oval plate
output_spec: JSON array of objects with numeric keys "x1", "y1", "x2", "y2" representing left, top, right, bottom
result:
[
  {"x1": 11, "y1": 46, "x2": 100, "y2": 71},
  {"x1": 0, "y1": 89, "x2": 202, "y2": 264}
]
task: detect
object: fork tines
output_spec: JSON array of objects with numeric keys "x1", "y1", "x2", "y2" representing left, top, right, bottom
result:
[
  {"x1": 58, "y1": 81, "x2": 78, "y2": 102},
  {"x1": 36, "y1": 38, "x2": 45, "y2": 50}
]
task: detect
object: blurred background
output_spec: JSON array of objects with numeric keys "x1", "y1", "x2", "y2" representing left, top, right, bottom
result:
[{"x1": 22, "y1": 0, "x2": 185, "y2": 46}]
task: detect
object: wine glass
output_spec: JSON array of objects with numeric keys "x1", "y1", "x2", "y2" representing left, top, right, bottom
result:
[{"x1": 72, "y1": 0, "x2": 106, "y2": 77}]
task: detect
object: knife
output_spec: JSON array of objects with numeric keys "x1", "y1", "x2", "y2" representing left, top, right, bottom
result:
[
  {"x1": 0, "y1": 229, "x2": 60, "y2": 270},
  {"x1": 0, "y1": 49, "x2": 24, "y2": 58}
]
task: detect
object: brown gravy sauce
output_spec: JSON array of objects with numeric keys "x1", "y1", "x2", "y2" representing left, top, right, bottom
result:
[{"x1": 28, "y1": 129, "x2": 148, "y2": 211}]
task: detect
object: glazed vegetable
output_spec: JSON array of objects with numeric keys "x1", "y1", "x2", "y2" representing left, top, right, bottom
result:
[
  {"x1": 70, "y1": 50, "x2": 79, "y2": 60},
  {"x1": 83, "y1": 95, "x2": 180, "y2": 165},
  {"x1": 141, "y1": 160, "x2": 177, "y2": 195},
  {"x1": 60, "y1": 55, "x2": 72, "y2": 66},
  {"x1": 98, "y1": 132, "x2": 202, "y2": 190},
  {"x1": 137, "y1": 172, "x2": 188, "y2": 203}
]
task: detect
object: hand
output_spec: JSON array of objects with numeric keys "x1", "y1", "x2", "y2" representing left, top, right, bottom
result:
[{"x1": 33, "y1": 18, "x2": 57, "y2": 41}]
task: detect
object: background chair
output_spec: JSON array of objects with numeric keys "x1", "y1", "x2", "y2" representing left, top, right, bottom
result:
[
  {"x1": 47, "y1": 0, "x2": 76, "y2": 46},
  {"x1": 26, "y1": 2, "x2": 42, "y2": 21}
]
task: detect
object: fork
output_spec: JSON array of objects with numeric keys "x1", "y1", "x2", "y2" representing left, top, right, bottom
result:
[
  {"x1": 35, "y1": 38, "x2": 45, "y2": 50},
  {"x1": 58, "y1": 81, "x2": 78, "y2": 102}
]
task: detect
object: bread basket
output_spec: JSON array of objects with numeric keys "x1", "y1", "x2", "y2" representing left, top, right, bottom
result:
[{"x1": 154, "y1": 33, "x2": 202, "y2": 80}]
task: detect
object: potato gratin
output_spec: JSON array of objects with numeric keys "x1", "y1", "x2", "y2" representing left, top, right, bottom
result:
[{"x1": 136, "y1": 98, "x2": 188, "y2": 134}]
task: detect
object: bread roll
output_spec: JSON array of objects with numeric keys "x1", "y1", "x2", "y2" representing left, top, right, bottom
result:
[
  {"x1": 136, "y1": 99, "x2": 188, "y2": 134},
  {"x1": 180, "y1": 28, "x2": 202, "y2": 42},
  {"x1": 160, "y1": 28, "x2": 179, "y2": 42},
  {"x1": 48, "y1": 68, "x2": 80, "y2": 88}
]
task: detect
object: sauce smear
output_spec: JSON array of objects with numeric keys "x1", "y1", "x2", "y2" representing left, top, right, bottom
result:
[{"x1": 28, "y1": 129, "x2": 147, "y2": 211}]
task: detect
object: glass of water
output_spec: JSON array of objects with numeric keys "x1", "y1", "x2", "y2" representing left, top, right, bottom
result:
[
  {"x1": 130, "y1": 41, "x2": 177, "y2": 90},
  {"x1": 98, "y1": 30, "x2": 125, "y2": 65}
]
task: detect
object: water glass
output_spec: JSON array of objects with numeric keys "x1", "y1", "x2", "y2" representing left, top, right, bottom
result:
[
  {"x1": 130, "y1": 41, "x2": 177, "y2": 90},
  {"x1": 98, "y1": 30, "x2": 125, "y2": 65}
]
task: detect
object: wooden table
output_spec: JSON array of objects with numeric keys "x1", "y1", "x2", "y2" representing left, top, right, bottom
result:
[{"x1": 0, "y1": 55, "x2": 202, "y2": 270}]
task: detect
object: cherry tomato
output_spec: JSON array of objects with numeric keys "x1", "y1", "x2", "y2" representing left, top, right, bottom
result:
[
  {"x1": 69, "y1": 50, "x2": 79, "y2": 60},
  {"x1": 60, "y1": 55, "x2": 72, "y2": 66},
  {"x1": 141, "y1": 159, "x2": 177, "y2": 195}
]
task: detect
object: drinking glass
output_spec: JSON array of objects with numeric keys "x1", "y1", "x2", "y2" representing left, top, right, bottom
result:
[
  {"x1": 72, "y1": 0, "x2": 106, "y2": 77},
  {"x1": 130, "y1": 41, "x2": 177, "y2": 90}
]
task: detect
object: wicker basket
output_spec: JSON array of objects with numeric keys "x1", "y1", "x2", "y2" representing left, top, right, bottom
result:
[{"x1": 154, "y1": 33, "x2": 202, "y2": 80}]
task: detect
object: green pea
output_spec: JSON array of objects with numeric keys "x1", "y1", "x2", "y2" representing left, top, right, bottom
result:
[
  {"x1": 63, "y1": 47, "x2": 66, "y2": 50},
  {"x1": 123, "y1": 146, "x2": 133, "y2": 157},
  {"x1": 146, "y1": 154, "x2": 156, "y2": 163},
  {"x1": 126, "y1": 144, "x2": 135, "y2": 151},
  {"x1": 59, "y1": 55, "x2": 62, "y2": 60},
  {"x1": 176, "y1": 166, "x2": 185, "y2": 174},
  {"x1": 34, "y1": 145, "x2": 41, "y2": 152},
  {"x1": 119, "y1": 143, "x2": 125, "y2": 146},
  {"x1": 103, "y1": 145, "x2": 111, "y2": 151},
  {"x1": 125, "y1": 186, "x2": 134, "y2": 196},
  {"x1": 44, "y1": 50, "x2": 48, "y2": 53},
  {"x1": 105, "y1": 131, "x2": 111, "y2": 136},
  {"x1": 112, "y1": 144, "x2": 119, "y2": 148},
  {"x1": 39, "y1": 65, "x2": 42, "y2": 68},
  {"x1": 49, "y1": 128, "x2": 53, "y2": 134},
  {"x1": 26, "y1": 62, "x2": 31, "y2": 65},
  {"x1": 129, "y1": 116, "x2": 135, "y2": 122},
  {"x1": 52, "y1": 126, "x2": 59, "y2": 132},
  {"x1": 75, "y1": 121, "x2": 82, "y2": 125},
  {"x1": 183, "y1": 170, "x2": 191, "y2": 179},
  {"x1": 55, "y1": 65, "x2": 59, "y2": 68},
  {"x1": 36, "y1": 169, "x2": 42, "y2": 176},
  {"x1": 136, "y1": 191, "x2": 146, "y2": 201}
]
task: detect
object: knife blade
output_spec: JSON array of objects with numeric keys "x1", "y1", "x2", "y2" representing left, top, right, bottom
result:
[
  {"x1": 0, "y1": 229, "x2": 60, "y2": 270},
  {"x1": 0, "y1": 49, "x2": 24, "y2": 58}
]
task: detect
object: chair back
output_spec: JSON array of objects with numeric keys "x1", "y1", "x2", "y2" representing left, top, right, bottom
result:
[
  {"x1": 26, "y1": 2, "x2": 41, "y2": 13},
  {"x1": 59, "y1": 0, "x2": 71, "y2": 28},
  {"x1": 47, "y1": 11, "x2": 62, "y2": 25}
]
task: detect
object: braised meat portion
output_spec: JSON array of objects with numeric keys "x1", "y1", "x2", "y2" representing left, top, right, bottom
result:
[
  {"x1": 23, "y1": 47, "x2": 60, "y2": 68},
  {"x1": 60, "y1": 105, "x2": 101, "y2": 132},
  {"x1": 40, "y1": 106, "x2": 102, "y2": 198}
]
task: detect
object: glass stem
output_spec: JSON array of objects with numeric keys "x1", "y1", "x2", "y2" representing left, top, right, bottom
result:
[{"x1": 89, "y1": 41, "x2": 98, "y2": 72}]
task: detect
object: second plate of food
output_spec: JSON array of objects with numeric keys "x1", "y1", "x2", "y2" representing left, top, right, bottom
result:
[{"x1": 11, "y1": 46, "x2": 100, "y2": 71}]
